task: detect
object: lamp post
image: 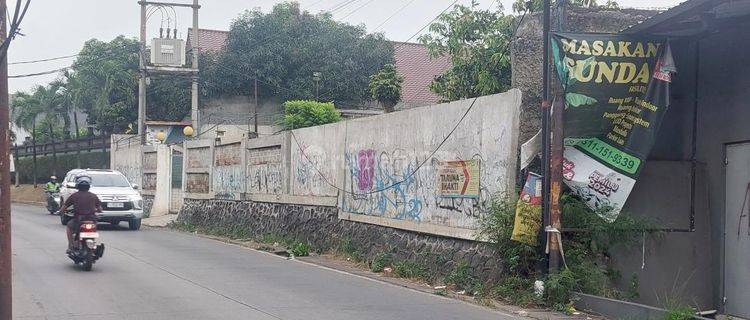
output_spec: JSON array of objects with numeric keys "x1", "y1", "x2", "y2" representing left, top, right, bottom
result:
[{"x1": 312, "y1": 72, "x2": 321, "y2": 100}]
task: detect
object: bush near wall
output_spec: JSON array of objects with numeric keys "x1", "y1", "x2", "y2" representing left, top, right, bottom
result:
[{"x1": 14, "y1": 151, "x2": 110, "y2": 184}]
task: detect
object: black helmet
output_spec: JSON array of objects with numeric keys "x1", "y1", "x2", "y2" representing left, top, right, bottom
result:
[{"x1": 75, "y1": 175, "x2": 92, "y2": 190}]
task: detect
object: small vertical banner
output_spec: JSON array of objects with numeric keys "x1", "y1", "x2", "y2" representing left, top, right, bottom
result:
[{"x1": 512, "y1": 172, "x2": 542, "y2": 245}]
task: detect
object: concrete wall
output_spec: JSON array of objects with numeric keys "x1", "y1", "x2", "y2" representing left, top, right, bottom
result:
[
  {"x1": 339, "y1": 91, "x2": 520, "y2": 239},
  {"x1": 180, "y1": 91, "x2": 521, "y2": 239},
  {"x1": 110, "y1": 134, "x2": 142, "y2": 187}
]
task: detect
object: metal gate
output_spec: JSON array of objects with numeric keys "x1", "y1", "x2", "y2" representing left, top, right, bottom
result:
[{"x1": 724, "y1": 142, "x2": 750, "y2": 318}]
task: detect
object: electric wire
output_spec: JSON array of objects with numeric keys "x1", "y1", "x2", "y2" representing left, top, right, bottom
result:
[
  {"x1": 289, "y1": 96, "x2": 479, "y2": 196},
  {"x1": 371, "y1": 0, "x2": 419, "y2": 32},
  {"x1": 404, "y1": 0, "x2": 460, "y2": 42}
]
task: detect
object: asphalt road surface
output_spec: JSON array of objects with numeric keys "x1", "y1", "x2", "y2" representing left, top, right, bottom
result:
[{"x1": 11, "y1": 203, "x2": 519, "y2": 320}]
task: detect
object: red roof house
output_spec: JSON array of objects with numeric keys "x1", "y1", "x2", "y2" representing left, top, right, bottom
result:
[{"x1": 187, "y1": 28, "x2": 451, "y2": 106}]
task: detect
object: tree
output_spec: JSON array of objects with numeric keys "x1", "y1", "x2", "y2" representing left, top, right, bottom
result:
[
  {"x1": 204, "y1": 2, "x2": 394, "y2": 106},
  {"x1": 282, "y1": 100, "x2": 341, "y2": 129},
  {"x1": 419, "y1": 1, "x2": 515, "y2": 101},
  {"x1": 11, "y1": 82, "x2": 70, "y2": 140},
  {"x1": 368, "y1": 64, "x2": 403, "y2": 113},
  {"x1": 512, "y1": 0, "x2": 620, "y2": 13}
]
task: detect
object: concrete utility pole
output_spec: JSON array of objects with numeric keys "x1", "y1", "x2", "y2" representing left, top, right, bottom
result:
[
  {"x1": 254, "y1": 78, "x2": 258, "y2": 136},
  {"x1": 191, "y1": 0, "x2": 200, "y2": 136},
  {"x1": 0, "y1": 0, "x2": 12, "y2": 316},
  {"x1": 138, "y1": 2, "x2": 147, "y2": 144}
]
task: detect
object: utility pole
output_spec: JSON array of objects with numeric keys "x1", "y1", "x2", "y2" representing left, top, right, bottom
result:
[
  {"x1": 540, "y1": 0, "x2": 556, "y2": 272},
  {"x1": 138, "y1": 2, "x2": 147, "y2": 144},
  {"x1": 191, "y1": 0, "x2": 200, "y2": 137},
  {"x1": 0, "y1": 0, "x2": 13, "y2": 316},
  {"x1": 253, "y1": 78, "x2": 258, "y2": 136}
]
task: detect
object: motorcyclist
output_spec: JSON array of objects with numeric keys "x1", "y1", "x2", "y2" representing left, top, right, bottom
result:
[
  {"x1": 43, "y1": 175, "x2": 60, "y2": 192},
  {"x1": 43, "y1": 176, "x2": 60, "y2": 207},
  {"x1": 58, "y1": 175, "x2": 102, "y2": 253}
]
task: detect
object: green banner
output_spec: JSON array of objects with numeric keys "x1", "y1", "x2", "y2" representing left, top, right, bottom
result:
[{"x1": 552, "y1": 33, "x2": 676, "y2": 219}]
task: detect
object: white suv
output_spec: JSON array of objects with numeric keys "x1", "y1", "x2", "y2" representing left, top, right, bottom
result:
[{"x1": 60, "y1": 169, "x2": 144, "y2": 230}]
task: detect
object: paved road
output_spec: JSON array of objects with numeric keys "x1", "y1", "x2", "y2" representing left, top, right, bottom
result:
[{"x1": 11, "y1": 204, "x2": 519, "y2": 320}]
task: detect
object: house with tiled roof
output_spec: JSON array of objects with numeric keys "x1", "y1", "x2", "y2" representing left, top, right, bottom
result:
[{"x1": 187, "y1": 28, "x2": 451, "y2": 108}]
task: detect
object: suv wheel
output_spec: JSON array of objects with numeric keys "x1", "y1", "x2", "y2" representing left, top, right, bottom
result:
[{"x1": 129, "y1": 219, "x2": 141, "y2": 231}]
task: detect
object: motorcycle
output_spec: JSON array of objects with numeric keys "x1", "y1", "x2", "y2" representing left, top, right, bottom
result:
[
  {"x1": 45, "y1": 190, "x2": 61, "y2": 215},
  {"x1": 64, "y1": 210, "x2": 105, "y2": 271}
]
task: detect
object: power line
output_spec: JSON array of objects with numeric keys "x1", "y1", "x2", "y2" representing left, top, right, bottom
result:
[
  {"x1": 339, "y1": 0, "x2": 376, "y2": 19},
  {"x1": 405, "y1": 0, "x2": 461, "y2": 42},
  {"x1": 372, "y1": 0, "x2": 419, "y2": 32},
  {"x1": 9, "y1": 54, "x2": 78, "y2": 65}
]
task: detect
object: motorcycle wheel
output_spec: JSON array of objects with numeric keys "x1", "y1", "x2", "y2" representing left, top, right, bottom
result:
[{"x1": 82, "y1": 260, "x2": 93, "y2": 271}]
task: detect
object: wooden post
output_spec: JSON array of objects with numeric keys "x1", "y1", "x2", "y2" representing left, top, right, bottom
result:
[{"x1": 548, "y1": 98, "x2": 565, "y2": 272}]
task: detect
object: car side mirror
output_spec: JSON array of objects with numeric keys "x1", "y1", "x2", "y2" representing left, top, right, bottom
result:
[
  {"x1": 66, "y1": 182, "x2": 76, "y2": 188},
  {"x1": 132, "y1": 184, "x2": 140, "y2": 190}
]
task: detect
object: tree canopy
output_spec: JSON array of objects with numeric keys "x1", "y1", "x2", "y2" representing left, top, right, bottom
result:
[
  {"x1": 419, "y1": 1, "x2": 515, "y2": 101},
  {"x1": 11, "y1": 35, "x2": 191, "y2": 137},
  {"x1": 368, "y1": 64, "x2": 403, "y2": 113},
  {"x1": 202, "y1": 2, "x2": 394, "y2": 107},
  {"x1": 512, "y1": 0, "x2": 619, "y2": 13},
  {"x1": 282, "y1": 100, "x2": 341, "y2": 129}
]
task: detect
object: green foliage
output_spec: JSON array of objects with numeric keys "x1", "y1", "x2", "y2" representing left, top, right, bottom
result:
[
  {"x1": 370, "y1": 252, "x2": 393, "y2": 273},
  {"x1": 477, "y1": 197, "x2": 540, "y2": 276},
  {"x1": 338, "y1": 237, "x2": 365, "y2": 262},
  {"x1": 289, "y1": 242, "x2": 310, "y2": 257},
  {"x1": 14, "y1": 151, "x2": 110, "y2": 184},
  {"x1": 512, "y1": 0, "x2": 620, "y2": 13},
  {"x1": 368, "y1": 64, "x2": 403, "y2": 113},
  {"x1": 663, "y1": 299, "x2": 696, "y2": 320},
  {"x1": 283, "y1": 100, "x2": 341, "y2": 129},
  {"x1": 444, "y1": 263, "x2": 479, "y2": 292},
  {"x1": 489, "y1": 275, "x2": 542, "y2": 306},
  {"x1": 392, "y1": 261, "x2": 428, "y2": 279},
  {"x1": 545, "y1": 268, "x2": 577, "y2": 310},
  {"x1": 11, "y1": 81, "x2": 72, "y2": 139},
  {"x1": 419, "y1": 1, "x2": 516, "y2": 101},
  {"x1": 12, "y1": 35, "x2": 190, "y2": 135},
  {"x1": 203, "y1": 2, "x2": 394, "y2": 105},
  {"x1": 477, "y1": 193, "x2": 654, "y2": 308}
]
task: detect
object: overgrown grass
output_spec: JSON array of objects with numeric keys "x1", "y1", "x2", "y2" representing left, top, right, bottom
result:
[
  {"x1": 477, "y1": 193, "x2": 656, "y2": 310},
  {"x1": 337, "y1": 237, "x2": 365, "y2": 262},
  {"x1": 370, "y1": 252, "x2": 392, "y2": 273},
  {"x1": 392, "y1": 261, "x2": 428, "y2": 279},
  {"x1": 289, "y1": 242, "x2": 310, "y2": 257}
]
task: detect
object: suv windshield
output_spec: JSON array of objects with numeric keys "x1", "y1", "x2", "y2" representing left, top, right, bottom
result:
[{"x1": 90, "y1": 173, "x2": 131, "y2": 188}]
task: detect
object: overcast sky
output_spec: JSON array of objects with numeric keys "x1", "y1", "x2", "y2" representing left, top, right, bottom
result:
[{"x1": 7, "y1": 0, "x2": 685, "y2": 93}]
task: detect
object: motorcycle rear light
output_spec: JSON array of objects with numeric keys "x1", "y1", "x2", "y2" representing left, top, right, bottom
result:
[{"x1": 81, "y1": 223, "x2": 97, "y2": 231}]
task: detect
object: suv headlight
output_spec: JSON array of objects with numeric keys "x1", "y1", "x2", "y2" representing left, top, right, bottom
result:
[{"x1": 130, "y1": 195, "x2": 143, "y2": 209}]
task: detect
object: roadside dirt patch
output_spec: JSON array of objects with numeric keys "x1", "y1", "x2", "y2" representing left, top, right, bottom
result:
[{"x1": 11, "y1": 184, "x2": 45, "y2": 205}]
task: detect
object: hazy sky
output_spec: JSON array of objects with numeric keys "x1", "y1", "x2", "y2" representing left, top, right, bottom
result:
[{"x1": 7, "y1": 0, "x2": 685, "y2": 93}]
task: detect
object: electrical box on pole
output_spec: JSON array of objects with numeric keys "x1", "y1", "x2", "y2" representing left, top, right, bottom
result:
[{"x1": 150, "y1": 38, "x2": 186, "y2": 66}]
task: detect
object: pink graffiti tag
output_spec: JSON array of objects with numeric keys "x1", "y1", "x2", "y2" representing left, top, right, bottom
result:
[{"x1": 357, "y1": 149, "x2": 376, "y2": 191}]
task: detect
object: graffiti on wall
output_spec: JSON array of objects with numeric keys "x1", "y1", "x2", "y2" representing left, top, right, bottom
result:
[
  {"x1": 213, "y1": 143, "x2": 244, "y2": 193},
  {"x1": 247, "y1": 146, "x2": 284, "y2": 194},
  {"x1": 293, "y1": 142, "x2": 335, "y2": 196},
  {"x1": 342, "y1": 149, "x2": 494, "y2": 229},
  {"x1": 143, "y1": 173, "x2": 157, "y2": 190}
]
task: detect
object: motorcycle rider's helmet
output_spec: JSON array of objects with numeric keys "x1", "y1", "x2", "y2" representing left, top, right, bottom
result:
[
  {"x1": 50, "y1": 175, "x2": 57, "y2": 181},
  {"x1": 74, "y1": 175, "x2": 92, "y2": 191}
]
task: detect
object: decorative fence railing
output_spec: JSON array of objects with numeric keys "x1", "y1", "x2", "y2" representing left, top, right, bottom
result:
[{"x1": 12, "y1": 135, "x2": 111, "y2": 158}]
